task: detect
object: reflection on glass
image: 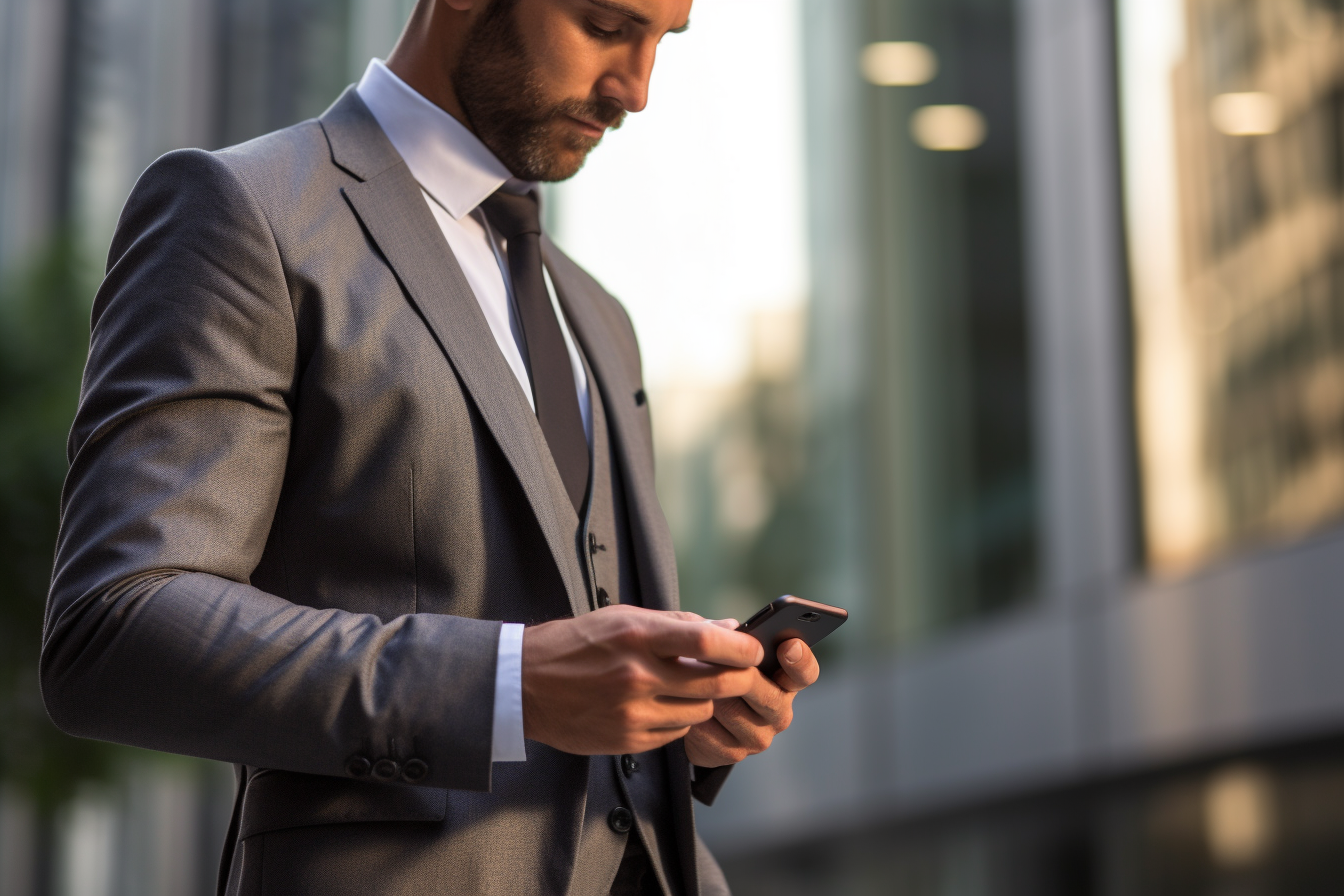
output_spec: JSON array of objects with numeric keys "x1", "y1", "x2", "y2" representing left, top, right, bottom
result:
[
  {"x1": 722, "y1": 748, "x2": 1344, "y2": 894},
  {"x1": 1210, "y1": 91, "x2": 1283, "y2": 136},
  {"x1": 1121, "y1": 0, "x2": 1344, "y2": 572},
  {"x1": 1203, "y1": 764, "x2": 1277, "y2": 869},
  {"x1": 863, "y1": 0, "x2": 1037, "y2": 642},
  {"x1": 910, "y1": 104, "x2": 988, "y2": 151},
  {"x1": 860, "y1": 41, "x2": 940, "y2": 87}
]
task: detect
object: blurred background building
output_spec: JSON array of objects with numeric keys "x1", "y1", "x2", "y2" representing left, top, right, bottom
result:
[{"x1": 1, "y1": 0, "x2": 1343, "y2": 894}]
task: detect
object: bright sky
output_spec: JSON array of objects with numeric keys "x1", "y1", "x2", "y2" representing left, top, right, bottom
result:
[{"x1": 548, "y1": 0, "x2": 810, "y2": 390}]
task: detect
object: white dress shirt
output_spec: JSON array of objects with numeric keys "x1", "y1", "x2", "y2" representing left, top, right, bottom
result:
[{"x1": 357, "y1": 58, "x2": 592, "y2": 764}]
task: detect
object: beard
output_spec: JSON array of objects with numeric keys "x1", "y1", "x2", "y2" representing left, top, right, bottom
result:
[{"x1": 452, "y1": 0, "x2": 626, "y2": 182}]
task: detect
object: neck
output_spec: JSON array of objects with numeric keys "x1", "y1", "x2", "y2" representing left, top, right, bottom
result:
[{"x1": 386, "y1": 3, "x2": 475, "y2": 133}]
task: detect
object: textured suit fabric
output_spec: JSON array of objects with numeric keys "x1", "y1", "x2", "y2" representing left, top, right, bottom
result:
[
  {"x1": 40, "y1": 88, "x2": 731, "y2": 895},
  {"x1": 572, "y1": 347, "x2": 680, "y2": 896}
]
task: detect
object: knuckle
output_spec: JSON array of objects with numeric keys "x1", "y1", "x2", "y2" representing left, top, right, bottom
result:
[
  {"x1": 614, "y1": 701, "x2": 645, "y2": 730},
  {"x1": 613, "y1": 660, "x2": 649, "y2": 692},
  {"x1": 714, "y1": 671, "x2": 750, "y2": 698},
  {"x1": 613, "y1": 619, "x2": 643, "y2": 647},
  {"x1": 747, "y1": 730, "x2": 773, "y2": 754}
]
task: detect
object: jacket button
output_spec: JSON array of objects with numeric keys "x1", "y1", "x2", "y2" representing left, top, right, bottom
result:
[
  {"x1": 345, "y1": 755, "x2": 372, "y2": 778},
  {"x1": 372, "y1": 758, "x2": 401, "y2": 782},
  {"x1": 621, "y1": 754, "x2": 639, "y2": 778},
  {"x1": 608, "y1": 806, "x2": 633, "y2": 834},
  {"x1": 597, "y1": 587, "x2": 611, "y2": 607},
  {"x1": 402, "y1": 758, "x2": 429, "y2": 783}
]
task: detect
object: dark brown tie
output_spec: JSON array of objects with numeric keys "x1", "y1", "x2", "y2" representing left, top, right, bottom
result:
[{"x1": 482, "y1": 189, "x2": 589, "y2": 516}]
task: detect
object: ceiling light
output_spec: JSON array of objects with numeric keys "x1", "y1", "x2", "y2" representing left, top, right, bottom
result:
[
  {"x1": 1205, "y1": 765, "x2": 1276, "y2": 868},
  {"x1": 860, "y1": 42, "x2": 938, "y2": 87},
  {"x1": 1210, "y1": 92, "x2": 1282, "y2": 136},
  {"x1": 910, "y1": 105, "x2": 987, "y2": 151}
]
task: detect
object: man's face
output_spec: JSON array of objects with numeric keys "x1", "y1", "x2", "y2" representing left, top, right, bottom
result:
[{"x1": 452, "y1": 0, "x2": 692, "y2": 182}]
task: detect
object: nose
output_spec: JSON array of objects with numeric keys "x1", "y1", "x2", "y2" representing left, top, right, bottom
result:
[{"x1": 597, "y1": 40, "x2": 656, "y2": 115}]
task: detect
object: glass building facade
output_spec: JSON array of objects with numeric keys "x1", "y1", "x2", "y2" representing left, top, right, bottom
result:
[
  {"x1": 705, "y1": 0, "x2": 1344, "y2": 893},
  {"x1": 1124, "y1": 0, "x2": 1344, "y2": 572},
  {"x1": 859, "y1": 0, "x2": 1037, "y2": 645}
]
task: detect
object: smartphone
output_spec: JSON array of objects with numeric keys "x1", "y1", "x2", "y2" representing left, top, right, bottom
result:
[{"x1": 736, "y1": 596, "x2": 848, "y2": 678}]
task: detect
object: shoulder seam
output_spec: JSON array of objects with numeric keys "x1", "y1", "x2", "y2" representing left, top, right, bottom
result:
[{"x1": 209, "y1": 152, "x2": 298, "y2": 326}]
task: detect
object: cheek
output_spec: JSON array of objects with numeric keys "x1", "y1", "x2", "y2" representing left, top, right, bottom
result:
[{"x1": 531, "y1": 31, "x2": 608, "y2": 100}]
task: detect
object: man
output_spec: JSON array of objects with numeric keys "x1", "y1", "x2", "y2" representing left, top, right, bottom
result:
[{"x1": 40, "y1": 0, "x2": 822, "y2": 893}]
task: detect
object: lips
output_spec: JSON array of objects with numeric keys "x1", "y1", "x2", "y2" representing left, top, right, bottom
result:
[{"x1": 566, "y1": 115, "x2": 607, "y2": 138}]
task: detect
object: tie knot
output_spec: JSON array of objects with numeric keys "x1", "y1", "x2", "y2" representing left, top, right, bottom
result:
[{"x1": 482, "y1": 188, "x2": 542, "y2": 240}]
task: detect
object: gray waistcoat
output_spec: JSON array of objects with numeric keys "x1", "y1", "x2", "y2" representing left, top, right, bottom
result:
[{"x1": 566, "y1": 348, "x2": 683, "y2": 896}]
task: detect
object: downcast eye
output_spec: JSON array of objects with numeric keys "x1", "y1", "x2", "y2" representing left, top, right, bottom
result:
[{"x1": 586, "y1": 20, "x2": 621, "y2": 39}]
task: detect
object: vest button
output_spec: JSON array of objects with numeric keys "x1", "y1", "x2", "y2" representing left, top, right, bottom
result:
[
  {"x1": 402, "y1": 758, "x2": 429, "y2": 783},
  {"x1": 345, "y1": 755, "x2": 372, "y2": 778},
  {"x1": 608, "y1": 806, "x2": 633, "y2": 834},
  {"x1": 371, "y1": 758, "x2": 401, "y2": 781},
  {"x1": 597, "y1": 587, "x2": 611, "y2": 607},
  {"x1": 621, "y1": 754, "x2": 639, "y2": 777}
]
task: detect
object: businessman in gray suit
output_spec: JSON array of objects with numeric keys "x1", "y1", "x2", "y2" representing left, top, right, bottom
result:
[{"x1": 39, "y1": 0, "x2": 822, "y2": 894}]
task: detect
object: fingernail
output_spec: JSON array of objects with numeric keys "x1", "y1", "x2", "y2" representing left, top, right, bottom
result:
[{"x1": 783, "y1": 641, "x2": 803, "y2": 664}]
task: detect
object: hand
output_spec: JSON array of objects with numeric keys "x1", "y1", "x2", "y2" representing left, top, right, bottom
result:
[
  {"x1": 522, "y1": 606, "x2": 764, "y2": 755},
  {"x1": 682, "y1": 634, "x2": 820, "y2": 768}
]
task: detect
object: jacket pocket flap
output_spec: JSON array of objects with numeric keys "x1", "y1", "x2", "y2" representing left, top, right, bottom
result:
[{"x1": 239, "y1": 769, "x2": 448, "y2": 840}]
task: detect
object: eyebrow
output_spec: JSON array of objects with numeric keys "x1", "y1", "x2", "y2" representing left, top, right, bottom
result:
[{"x1": 587, "y1": 0, "x2": 690, "y2": 33}]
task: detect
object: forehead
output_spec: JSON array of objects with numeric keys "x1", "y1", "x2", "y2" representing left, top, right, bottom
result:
[{"x1": 584, "y1": 0, "x2": 693, "y2": 30}]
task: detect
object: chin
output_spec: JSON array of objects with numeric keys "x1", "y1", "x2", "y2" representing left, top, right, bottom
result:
[{"x1": 534, "y1": 145, "x2": 595, "y2": 183}]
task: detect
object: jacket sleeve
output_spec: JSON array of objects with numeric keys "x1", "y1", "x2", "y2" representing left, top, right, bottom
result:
[
  {"x1": 691, "y1": 764, "x2": 733, "y2": 806},
  {"x1": 40, "y1": 148, "x2": 498, "y2": 792}
]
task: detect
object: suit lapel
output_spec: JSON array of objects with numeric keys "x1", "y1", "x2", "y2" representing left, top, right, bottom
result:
[
  {"x1": 543, "y1": 239, "x2": 680, "y2": 614},
  {"x1": 321, "y1": 90, "x2": 588, "y2": 619}
]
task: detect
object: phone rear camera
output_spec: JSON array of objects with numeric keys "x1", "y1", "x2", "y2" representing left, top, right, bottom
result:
[{"x1": 799, "y1": 612, "x2": 821, "y2": 623}]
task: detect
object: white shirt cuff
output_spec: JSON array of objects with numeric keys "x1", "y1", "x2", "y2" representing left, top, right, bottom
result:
[{"x1": 491, "y1": 623, "x2": 527, "y2": 762}]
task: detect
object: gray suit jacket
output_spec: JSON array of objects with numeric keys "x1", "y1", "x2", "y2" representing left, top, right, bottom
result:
[{"x1": 40, "y1": 89, "x2": 732, "y2": 895}]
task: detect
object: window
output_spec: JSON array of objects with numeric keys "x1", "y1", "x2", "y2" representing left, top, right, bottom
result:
[
  {"x1": 861, "y1": 0, "x2": 1037, "y2": 641},
  {"x1": 1120, "y1": 0, "x2": 1344, "y2": 572}
]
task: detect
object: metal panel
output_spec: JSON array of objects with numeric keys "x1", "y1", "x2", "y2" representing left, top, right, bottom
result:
[
  {"x1": 888, "y1": 608, "x2": 1081, "y2": 805},
  {"x1": 699, "y1": 607, "x2": 1081, "y2": 853},
  {"x1": 0, "y1": 0, "x2": 67, "y2": 271},
  {"x1": 1018, "y1": 0, "x2": 1134, "y2": 605},
  {"x1": 1099, "y1": 528, "x2": 1344, "y2": 766}
]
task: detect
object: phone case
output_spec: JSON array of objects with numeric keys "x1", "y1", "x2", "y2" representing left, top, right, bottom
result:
[{"x1": 737, "y1": 596, "x2": 848, "y2": 678}]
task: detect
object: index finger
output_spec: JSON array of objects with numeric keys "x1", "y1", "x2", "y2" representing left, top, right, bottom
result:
[{"x1": 646, "y1": 618, "x2": 764, "y2": 668}]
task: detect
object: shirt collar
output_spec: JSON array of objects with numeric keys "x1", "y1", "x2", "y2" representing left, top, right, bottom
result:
[{"x1": 355, "y1": 59, "x2": 537, "y2": 220}]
